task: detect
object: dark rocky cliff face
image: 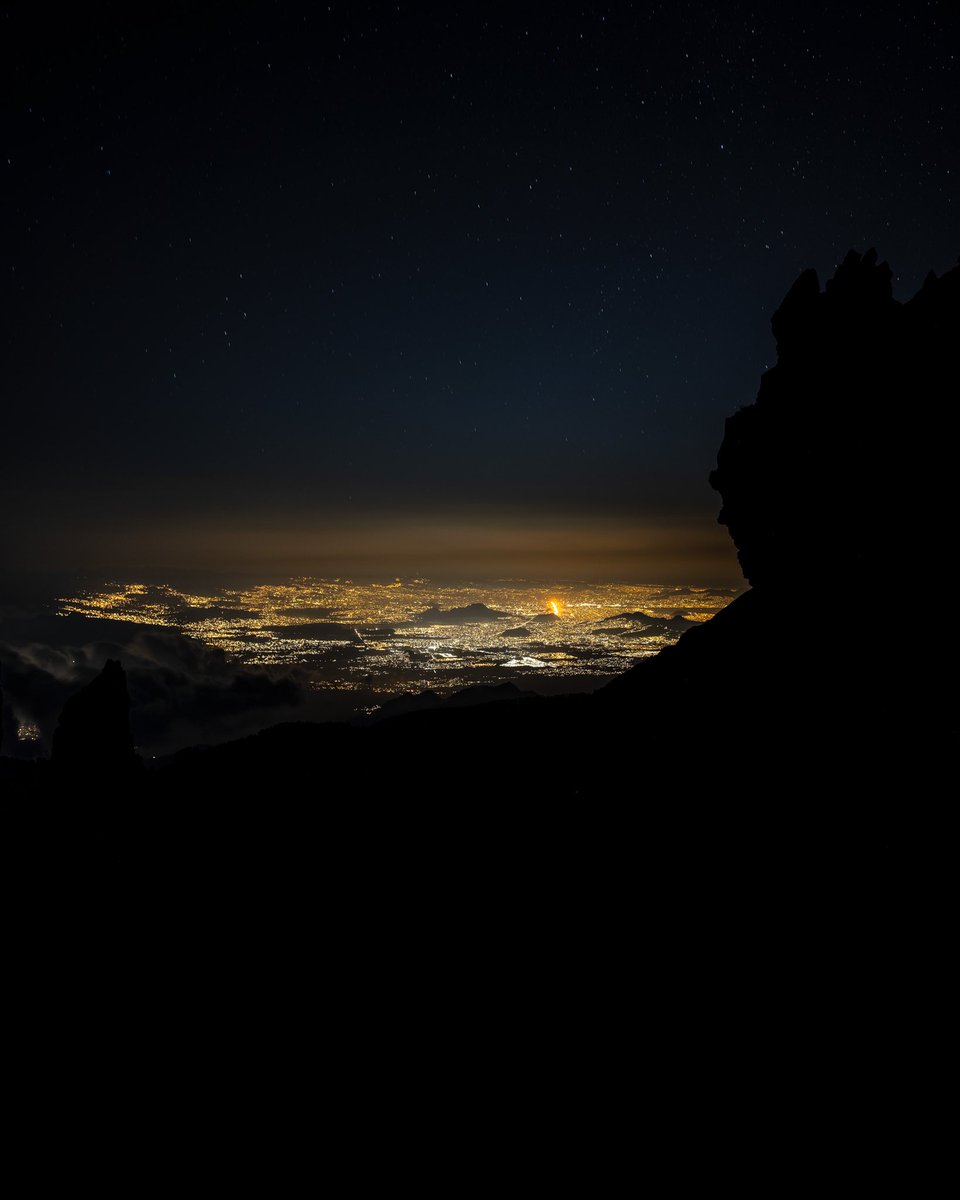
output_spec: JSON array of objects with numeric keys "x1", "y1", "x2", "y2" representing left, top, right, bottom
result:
[
  {"x1": 603, "y1": 249, "x2": 957, "y2": 792},
  {"x1": 709, "y1": 249, "x2": 958, "y2": 590},
  {"x1": 52, "y1": 658, "x2": 140, "y2": 777}
]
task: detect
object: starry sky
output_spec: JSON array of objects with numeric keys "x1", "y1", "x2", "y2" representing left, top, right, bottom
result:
[{"x1": 1, "y1": 2, "x2": 956, "y2": 584}]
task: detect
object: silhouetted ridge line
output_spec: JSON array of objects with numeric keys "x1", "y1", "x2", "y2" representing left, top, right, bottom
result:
[{"x1": 411, "y1": 603, "x2": 515, "y2": 625}]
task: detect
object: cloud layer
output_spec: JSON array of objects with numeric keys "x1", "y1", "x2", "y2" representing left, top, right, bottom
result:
[{"x1": 1, "y1": 613, "x2": 307, "y2": 758}]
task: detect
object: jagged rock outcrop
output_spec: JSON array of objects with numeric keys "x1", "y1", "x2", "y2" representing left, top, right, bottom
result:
[
  {"x1": 605, "y1": 248, "x2": 957, "y2": 754},
  {"x1": 52, "y1": 658, "x2": 140, "y2": 776},
  {"x1": 709, "y1": 249, "x2": 959, "y2": 589}
]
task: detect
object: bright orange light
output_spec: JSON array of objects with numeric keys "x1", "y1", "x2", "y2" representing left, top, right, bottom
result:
[{"x1": 549, "y1": 600, "x2": 561, "y2": 616}]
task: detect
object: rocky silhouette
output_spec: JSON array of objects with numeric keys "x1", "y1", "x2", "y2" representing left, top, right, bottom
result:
[
  {"x1": 51, "y1": 658, "x2": 140, "y2": 776},
  {"x1": 598, "y1": 249, "x2": 956, "y2": 819},
  {"x1": 709, "y1": 248, "x2": 957, "y2": 588}
]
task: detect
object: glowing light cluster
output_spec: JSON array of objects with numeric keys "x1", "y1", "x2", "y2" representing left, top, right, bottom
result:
[{"x1": 57, "y1": 578, "x2": 737, "y2": 696}]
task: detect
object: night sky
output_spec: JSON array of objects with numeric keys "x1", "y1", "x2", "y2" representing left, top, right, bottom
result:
[{"x1": 2, "y1": 3, "x2": 956, "y2": 584}]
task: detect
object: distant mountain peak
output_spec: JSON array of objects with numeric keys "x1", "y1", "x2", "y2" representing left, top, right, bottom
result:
[{"x1": 412, "y1": 603, "x2": 514, "y2": 625}]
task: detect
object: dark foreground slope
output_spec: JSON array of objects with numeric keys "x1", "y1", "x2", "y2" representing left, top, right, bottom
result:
[{"x1": 2, "y1": 251, "x2": 955, "y2": 898}]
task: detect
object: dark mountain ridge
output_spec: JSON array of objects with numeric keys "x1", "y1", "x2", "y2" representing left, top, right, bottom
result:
[{"x1": 409, "y1": 603, "x2": 515, "y2": 625}]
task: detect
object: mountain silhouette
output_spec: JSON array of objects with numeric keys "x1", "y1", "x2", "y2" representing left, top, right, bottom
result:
[
  {"x1": 411, "y1": 603, "x2": 515, "y2": 625},
  {"x1": 269, "y1": 622, "x2": 362, "y2": 641},
  {"x1": 598, "y1": 611, "x2": 658, "y2": 623},
  {"x1": 598, "y1": 611, "x2": 693, "y2": 632}
]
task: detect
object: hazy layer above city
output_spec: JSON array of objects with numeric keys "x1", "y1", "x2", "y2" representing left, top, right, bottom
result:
[{"x1": 5, "y1": 510, "x2": 742, "y2": 588}]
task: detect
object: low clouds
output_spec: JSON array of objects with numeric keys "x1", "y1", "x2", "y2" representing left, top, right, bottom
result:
[{"x1": 1, "y1": 613, "x2": 307, "y2": 758}]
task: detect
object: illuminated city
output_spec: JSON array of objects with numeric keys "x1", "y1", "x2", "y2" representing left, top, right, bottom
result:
[{"x1": 57, "y1": 577, "x2": 738, "y2": 709}]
